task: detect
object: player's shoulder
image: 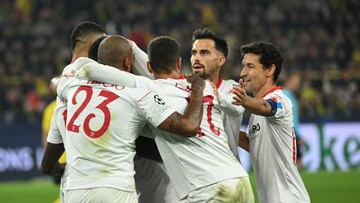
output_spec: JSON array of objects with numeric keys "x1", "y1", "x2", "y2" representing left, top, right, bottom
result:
[
  {"x1": 264, "y1": 87, "x2": 292, "y2": 108},
  {"x1": 62, "y1": 63, "x2": 76, "y2": 75},
  {"x1": 123, "y1": 87, "x2": 156, "y2": 102}
]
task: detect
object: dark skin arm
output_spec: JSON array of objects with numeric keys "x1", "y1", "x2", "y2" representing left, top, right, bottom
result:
[
  {"x1": 41, "y1": 143, "x2": 65, "y2": 178},
  {"x1": 239, "y1": 131, "x2": 250, "y2": 152},
  {"x1": 158, "y1": 74, "x2": 205, "y2": 137},
  {"x1": 232, "y1": 79, "x2": 272, "y2": 116}
]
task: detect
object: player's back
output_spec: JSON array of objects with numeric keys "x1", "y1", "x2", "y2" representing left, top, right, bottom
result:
[
  {"x1": 59, "y1": 78, "x2": 153, "y2": 192},
  {"x1": 150, "y1": 78, "x2": 247, "y2": 199}
]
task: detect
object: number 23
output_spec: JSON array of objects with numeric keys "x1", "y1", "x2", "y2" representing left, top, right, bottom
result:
[{"x1": 67, "y1": 86, "x2": 119, "y2": 138}]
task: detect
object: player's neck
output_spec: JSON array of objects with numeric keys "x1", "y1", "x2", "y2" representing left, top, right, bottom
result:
[
  {"x1": 154, "y1": 70, "x2": 181, "y2": 80},
  {"x1": 209, "y1": 73, "x2": 221, "y2": 87},
  {"x1": 71, "y1": 50, "x2": 89, "y2": 62},
  {"x1": 254, "y1": 83, "x2": 277, "y2": 98}
]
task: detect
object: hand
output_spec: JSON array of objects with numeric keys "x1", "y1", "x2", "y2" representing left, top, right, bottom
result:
[
  {"x1": 49, "y1": 77, "x2": 60, "y2": 94},
  {"x1": 232, "y1": 79, "x2": 247, "y2": 106},
  {"x1": 185, "y1": 74, "x2": 205, "y2": 92}
]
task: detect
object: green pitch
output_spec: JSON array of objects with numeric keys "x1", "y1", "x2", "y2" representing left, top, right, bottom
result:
[{"x1": 0, "y1": 171, "x2": 359, "y2": 203}]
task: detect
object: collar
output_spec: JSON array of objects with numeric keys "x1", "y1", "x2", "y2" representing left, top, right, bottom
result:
[
  {"x1": 215, "y1": 79, "x2": 222, "y2": 89},
  {"x1": 261, "y1": 86, "x2": 283, "y2": 98}
]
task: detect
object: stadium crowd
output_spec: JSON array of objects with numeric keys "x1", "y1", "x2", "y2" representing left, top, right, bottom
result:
[{"x1": 0, "y1": 0, "x2": 359, "y2": 125}]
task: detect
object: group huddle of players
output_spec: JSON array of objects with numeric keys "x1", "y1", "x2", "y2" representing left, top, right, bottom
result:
[{"x1": 41, "y1": 21, "x2": 310, "y2": 203}]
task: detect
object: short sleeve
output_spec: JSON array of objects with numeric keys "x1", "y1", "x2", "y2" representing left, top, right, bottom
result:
[
  {"x1": 47, "y1": 114, "x2": 63, "y2": 144},
  {"x1": 136, "y1": 91, "x2": 176, "y2": 128},
  {"x1": 57, "y1": 77, "x2": 76, "y2": 101},
  {"x1": 266, "y1": 94, "x2": 289, "y2": 120},
  {"x1": 217, "y1": 91, "x2": 245, "y2": 117}
]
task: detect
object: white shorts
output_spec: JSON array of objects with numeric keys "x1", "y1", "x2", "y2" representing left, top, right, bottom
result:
[
  {"x1": 134, "y1": 156, "x2": 180, "y2": 203},
  {"x1": 185, "y1": 177, "x2": 254, "y2": 203},
  {"x1": 65, "y1": 187, "x2": 138, "y2": 203}
]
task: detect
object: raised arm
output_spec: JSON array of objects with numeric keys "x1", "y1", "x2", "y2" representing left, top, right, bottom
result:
[
  {"x1": 232, "y1": 79, "x2": 273, "y2": 116},
  {"x1": 129, "y1": 40, "x2": 154, "y2": 79},
  {"x1": 157, "y1": 74, "x2": 205, "y2": 136},
  {"x1": 76, "y1": 62, "x2": 138, "y2": 87}
]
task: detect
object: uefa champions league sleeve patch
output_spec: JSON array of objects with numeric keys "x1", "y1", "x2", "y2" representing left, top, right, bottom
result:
[{"x1": 154, "y1": 94, "x2": 166, "y2": 105}]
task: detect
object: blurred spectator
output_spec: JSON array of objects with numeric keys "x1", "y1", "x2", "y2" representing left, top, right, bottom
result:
[
  {"x1": 0, "y1": 0, "x2": 359, "y2": 124},
  {"x1": 283, "y1": 72, "x2": 304, "y2": 169}
]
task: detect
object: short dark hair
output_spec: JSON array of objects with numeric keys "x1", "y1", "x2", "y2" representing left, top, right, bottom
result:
[
  {"x1": 70, "y1": 21, "x2": 106, "y2": 50},
  {"x1": 240, "y1": 42, "x2": 283, "y2": 82},
  {"x1": 88, "y1": 35, "x2": 107, "y2": 61},
  {"x1": 192, "y1": 28, "x2": 228, "y2": 58},
  {"x1": 147, "y1": 36, "x2": 180, "y2": 74}
]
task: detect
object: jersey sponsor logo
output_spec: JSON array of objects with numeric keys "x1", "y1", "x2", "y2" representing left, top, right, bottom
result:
[
  {"x1": 249, "y1": 123, "x2": 260, "y2": 135},
  {"x1": 154, "y1": 94, "x2": 165, "y2": 105}
]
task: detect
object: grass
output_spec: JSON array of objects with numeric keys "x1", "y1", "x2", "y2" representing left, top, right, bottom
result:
[
  {"x1": 0, "y1": 171, "x2": 359, "y2": 203},
  {"x1": 0, "y1": 179, "x2": 59, "y2": 203}
]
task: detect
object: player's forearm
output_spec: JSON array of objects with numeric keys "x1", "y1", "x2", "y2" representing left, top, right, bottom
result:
[
  {"x1": 181, "y1": 87, "x2": 204, "y2": 136},
  {"x1": 77, "y1": 63, "x2": 137, "y2": 87},
  {"x1": 242, "y1": 95, "x2": 271, "y2": 116},
  {"x1": 160, "y1": 86, "x2": 204, "y2": 137},
  {"x1": 238, "y1": 131, "x2": 249, "y2": 151}
]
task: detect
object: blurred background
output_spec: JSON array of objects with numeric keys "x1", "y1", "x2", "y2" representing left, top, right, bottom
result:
[{"x1": 0, "y1": 0, "x2": 359, "y2": 202}]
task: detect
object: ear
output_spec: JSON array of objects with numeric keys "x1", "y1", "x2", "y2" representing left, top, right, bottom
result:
[
  {"x1": 124, "y1": 57, "x2": 132, "y2": 72},
  {"x1": 266, "y1": 64, "x2": 276, "y2": 78},
  {"x1": 218, "y1": 56, "x2": 226, "y2": 67},
  {"x1": 176, "y1": 57, "x2": 182, "y2": 71},
  {"x1": 147, "y1": 61, "x2": 153, "y2": 74}
]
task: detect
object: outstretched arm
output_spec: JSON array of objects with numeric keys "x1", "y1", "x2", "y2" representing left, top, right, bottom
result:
[
  {"x1": 76, "y1": 62, "x2": 138, "y2": 87},
  {"x1": 158, "y1": 74, "x2": 205, "y2": 136}
]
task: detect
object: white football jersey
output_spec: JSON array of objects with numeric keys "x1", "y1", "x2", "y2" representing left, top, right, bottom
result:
[
  {"x1": 47, "y1": 63, "x2": 77, "y2": 145},
  {"x1": 76, "y1": 62, "x2": 248, "y2": 200},
  {"x1": 145, "y1": 78, "x2": 247, "y2": 200},
  {"x1": 217, "y1": 79, "x2": 244, "y2": 161},
  {"x1": 247, "y1": 87, "x2": 310, "y2": 203},
  {"x1": 56, "y1": 77, "x2": 175, "y2": 192}
]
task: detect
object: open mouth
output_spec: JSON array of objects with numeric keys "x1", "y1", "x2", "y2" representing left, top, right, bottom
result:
[
  {"x1": 192, "y1": 63, "x2": 204, "y2": 70},
  {"x1": 239, "y1": 76, "x2": 251, "y2": 83}
]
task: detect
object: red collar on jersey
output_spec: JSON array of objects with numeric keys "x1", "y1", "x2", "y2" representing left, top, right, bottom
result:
[
  {"x1": 179, "y1": 74, "x2": 185, "y2": 79},
  {"x1": 215, "y1": 79, "x2": 222, "y2": 89},
  {"x1": 261, "y1": 86, "x2": 283, "y2": 98}
]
